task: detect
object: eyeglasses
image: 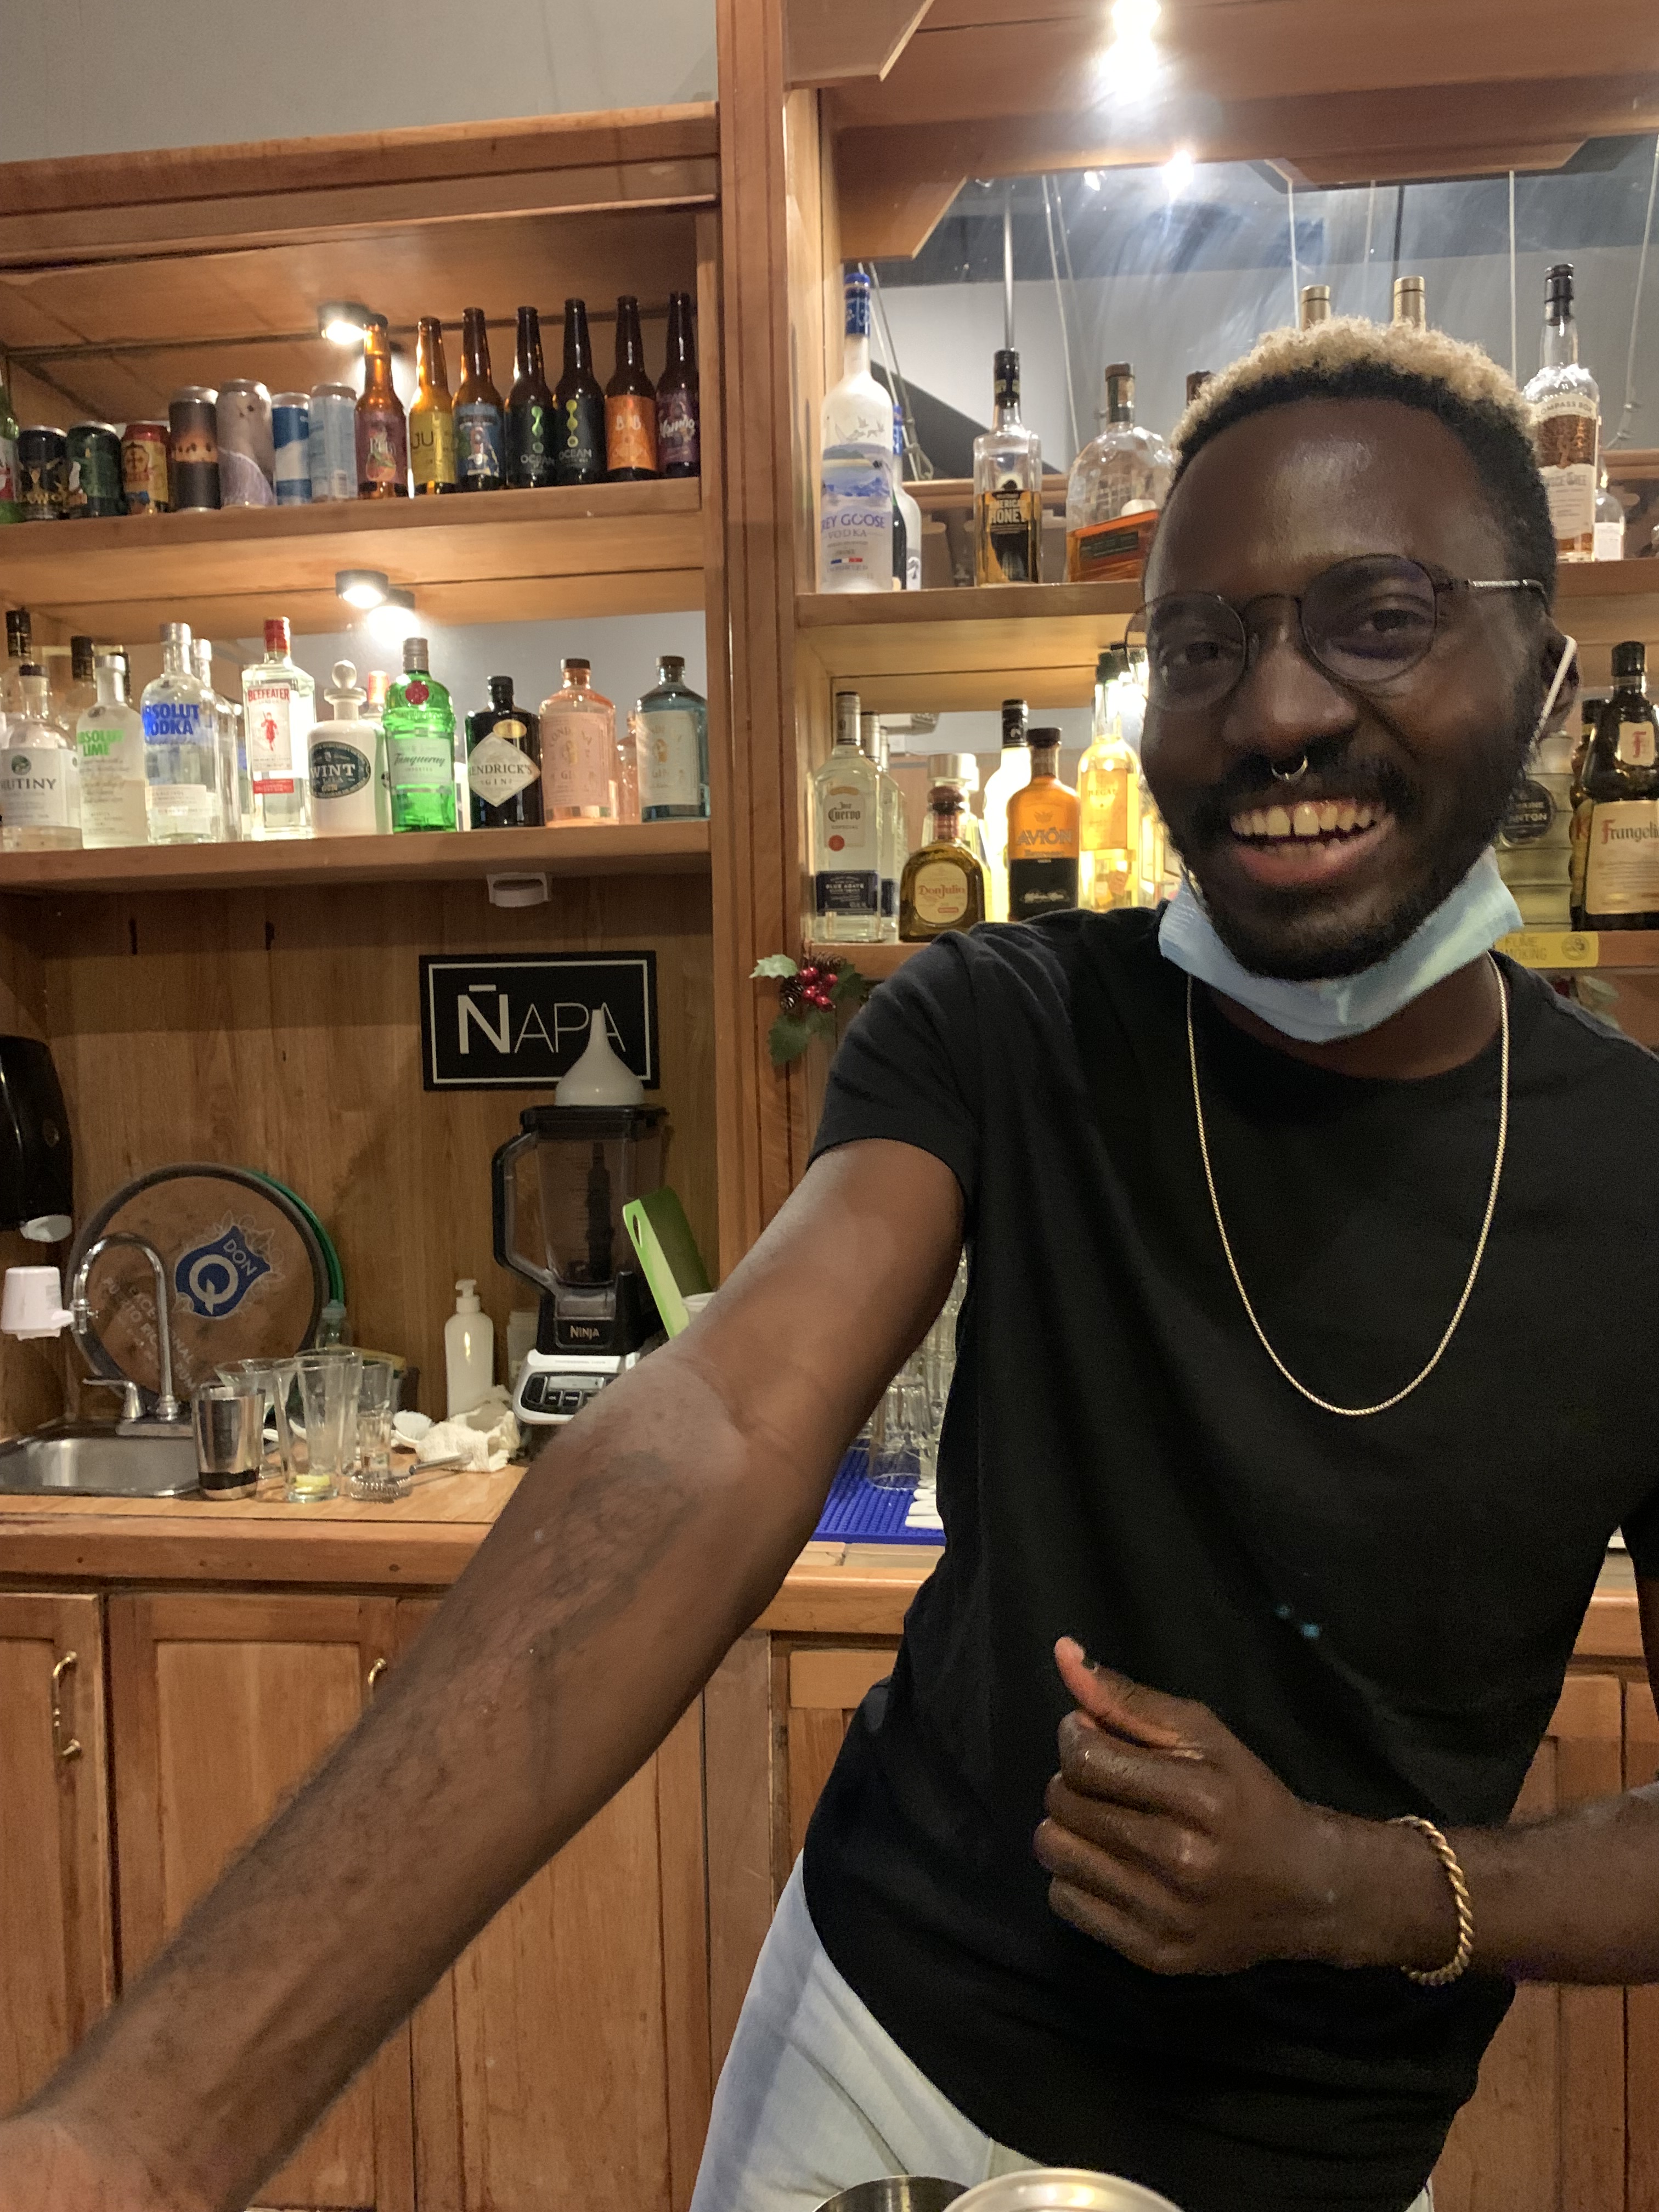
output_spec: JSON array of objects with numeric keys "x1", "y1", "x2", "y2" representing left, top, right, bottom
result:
[{"x1": 1127, "y1": 555, "x2": 1547, "y2": 714}]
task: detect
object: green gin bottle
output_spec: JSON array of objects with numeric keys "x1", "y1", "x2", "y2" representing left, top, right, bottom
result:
[{"x1": 384, "y1": 636, "x2": 457, "y2": 832}]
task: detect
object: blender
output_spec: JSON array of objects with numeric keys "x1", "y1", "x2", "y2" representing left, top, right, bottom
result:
[{"x1": 492, "y1": 1103, "x2": 667, "y2": 1425}]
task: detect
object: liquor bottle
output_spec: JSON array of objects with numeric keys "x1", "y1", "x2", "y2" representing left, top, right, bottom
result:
[
  {"x1": 1524, "y1": 263, "x2": 1600, "y2": 563},
  {"x1": 466, "y1": 675, "x2": 543, "y2": 828},
  {"x1": 383, "y1": 637, "x2": 457, "y2": 832},
  {"x1": 241, "y1": 618, "x2": 313, "y2": 838},
  {"x1": 811, "y1": 690, "x2": 883, "y2": 943},
  {"x1": 981, "y1": 697, "x2": 1030, "y2": 922},
  {"x1": 614, "y1": 708, "x2": 639, "y2": 823},
  {"x1": 1568, "y1": 693, "x2": 1601, "y2": 925},
  {"x1": 974, "y1": 349, "x2": 1041, "y2": 585},
  {"x1": 926, "y1": 752, "x2": 986, "y2": 872},
  {"x1": 900, "y1": 784, "x2": 986, "y2": 941},
  {"x1": 657, "y1": 290, "x2": 700, "y2": 478},
  {"x1": 0, "y1": 666, "x2": 80, "y2": 851},
  {"x1": 2, "y1": 607, "x2": 32, "y2": 717},
  {"x1": 1007, "y1": 726, "x2": 1079, "y2": 922},
  {"x1": 1299, "y1": 285, "x2": 1331, "y2": 330},
  {"x1": 1579, "y1": 642, "x2": 1659, "y2": 929},
  {"x1": 1392, "y1": 276, "x2": 1427, "y2": 328},
  {"x1": 140, "y1": 623, "x2": 222, "y2": 844},
  {"x1": 194, "y1": 637, "x2": 244, "y2": 843},
  {"x1": 1065, "y1": 363, "x2": 1172, "y2": 583},
  {"x1": 860, "y1": 712, "x2": 905, "y2": 938},
  {"x1": 819, "y1": 271, "x2": 895, "y2": 593},
  {"x1": 539, "y1": 658, "x2": 618, "y2": 821},
  {"x1": 634, "y1": 654, "x2": 709, "y2": 821},
  {"x1": 454, "y1": 309, "x2": 506, "y2": 493},
  {"x1": 1078, "y1": 646, "x2": 1141, "y2": 911},
  {"x1": 506, "y1": 307, "x2": 556, "y2": 489},
  {"x1": 356, "y1": 317, "x2": 409, "y2": 498},
  {"x1": 1594, "y1": 470, "x2": 1625, "y2": 561},
  {"x1": 410, "y1": 318, "x2": 458, "y2": 495},
  {"x1": 0, "y1": 366, "x2": 19, "y2": 525},
  {"x1": 554, "y1": 300, "x2": 606, "y2": 487},
  {"x1": 310, "y1": 661, "x2": 384, "y2": 836},
  {"x1": 63, "y1": 635, "x2": 98, "y2": 719},
  {"x1": 75, "y1": 650, "x2": 147, "y2": 848},
  {"x1": 605, "y1": 295, "x2": 659, "y2": 481},
  {"x1": 891, "y1": 406, "x2": 923, "y2": 591}
]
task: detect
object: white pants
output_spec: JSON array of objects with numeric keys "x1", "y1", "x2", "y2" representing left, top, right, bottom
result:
[{"x1": 691, "y1": 1862, "x2": 1432, "y2": 2212}]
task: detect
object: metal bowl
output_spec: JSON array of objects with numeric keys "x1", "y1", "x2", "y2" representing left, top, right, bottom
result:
[{"x1": 814, "y1": 2181, "x2": 968, "y2": 2212}]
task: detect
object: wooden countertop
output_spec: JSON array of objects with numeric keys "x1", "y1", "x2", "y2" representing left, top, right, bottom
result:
[{"x1": 0, "y1": 1475, "x2": 1642, "y2": 1656}]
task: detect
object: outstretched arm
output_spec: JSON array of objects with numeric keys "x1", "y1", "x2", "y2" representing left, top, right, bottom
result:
[{"x1": 1, "y1": 1137, "x2": 963, "y2": 2212}]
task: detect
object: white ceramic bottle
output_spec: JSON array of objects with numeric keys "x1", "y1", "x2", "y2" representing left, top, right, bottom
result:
[
  {"x1": 444, "y1": 1279, "x2": 495, "y2": 1417},
  {"x1": 309, "y1": 661, "x2": 385, "y2": 834}
]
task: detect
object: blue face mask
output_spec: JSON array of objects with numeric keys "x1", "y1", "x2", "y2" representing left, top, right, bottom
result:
[{"x1": 1156, "y1": 637, "x2": 1575, "y2": 1045}]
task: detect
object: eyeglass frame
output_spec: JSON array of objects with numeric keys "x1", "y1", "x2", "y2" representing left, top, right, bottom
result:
[{"x1": 1127, "y1": 556, "x2": 1550, "y2": 714}]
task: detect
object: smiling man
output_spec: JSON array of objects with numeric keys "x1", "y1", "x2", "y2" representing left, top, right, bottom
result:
[{"x1": 6, "y1": 320, "x2": 1659, "y2": 2212}]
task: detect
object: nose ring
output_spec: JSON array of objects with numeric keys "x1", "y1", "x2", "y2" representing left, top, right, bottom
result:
[{"x1": 1271, "y1": 755, "x2": 1309, "y2": 783}]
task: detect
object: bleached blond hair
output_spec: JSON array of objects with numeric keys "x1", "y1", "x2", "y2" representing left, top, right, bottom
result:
[{"x1": 1167, "y1": 314, "x2": 1555, "y2": 588}]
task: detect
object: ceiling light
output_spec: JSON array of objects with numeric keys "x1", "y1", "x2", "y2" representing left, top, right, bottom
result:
[
  {"x1": 1082, "y1": 170, "x2": 1103, "y2": 191},
  {"x1": 336, "y1": 568, "x2": 390, "y2": 611},
  {"x1": 318, "y1": 300, "x2": 375, "y2": 347},
  {"x1": 1099, "y1": 0, "x2": 1162, "y2": 96},
  {"x1": 1111, "y1": 0, "x2": 1159, "y2": 35},
  {"x1": 1163, "y1": 146, "x2": 1195, "y2": 197},
  {"x1": 364, "y1": 589, "x2": 416, "y2": 645}
]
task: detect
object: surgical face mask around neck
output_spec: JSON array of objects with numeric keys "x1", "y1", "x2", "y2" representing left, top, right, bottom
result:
[{"x1": 1157, "y1": 636, "x2": 1577, "y2": 1045}]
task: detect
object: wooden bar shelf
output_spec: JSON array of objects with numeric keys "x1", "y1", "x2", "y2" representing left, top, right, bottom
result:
[
  {"x1": 0, "y1": 819, "x2": 710, "y2": 896},
  {"x1": 0, "y1": 478, "x2": 705, "y2": 639}
]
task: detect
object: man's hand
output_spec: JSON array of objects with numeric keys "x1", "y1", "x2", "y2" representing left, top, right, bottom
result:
[{"x1": 1033, "y1": 1637, "x2": 1357, "y2": 1976}]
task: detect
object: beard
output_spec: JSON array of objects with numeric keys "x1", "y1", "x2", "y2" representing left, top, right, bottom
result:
[{"x1": 1159, "y1": 667, "x2": 1542, "y2": 981}]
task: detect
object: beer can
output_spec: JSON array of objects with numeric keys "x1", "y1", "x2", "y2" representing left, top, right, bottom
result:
[
  {"x1": 66, "y1": 423, "x2": 125, "y2": 517},
  {"x1": 169, "y1": 388, "x2": 221, "y2": 510},
  {"x1": 18, "y1": 426, "x2": 67, "y2": 520},
  {"x1": 216, "y1": 378, "x2": 275, "y2": 507},
  {"x1": 121, "y1": 421, "x2": 171, "y2": 514},
  {"x1": 270, "y1": 392, "x2": 312, "y2": 505},
  {"x1": 308, "y1": 383, "x2": 357, "y2": 502}
]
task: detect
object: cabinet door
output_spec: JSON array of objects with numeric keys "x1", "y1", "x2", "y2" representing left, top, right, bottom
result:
[
  {"x1": 1433, "y1": 1673, "x2": 1626, "y2": 2212},
  {"x1": 107, "y1": 1592, "x2": 411, "y2": 2212},
  {"x1": 394, "y1": 1599, "x2": 710, "y2": 2212},
  {"x1": 778, "y1": 1642, "x2": 899, "y2": 1888},
  {"x1": 0, "y1": 1593, "x2": 114, "y2": 2109},
  {"x1": 1625, "y1": 1680, "x2": 1659, "y2": 2212}
]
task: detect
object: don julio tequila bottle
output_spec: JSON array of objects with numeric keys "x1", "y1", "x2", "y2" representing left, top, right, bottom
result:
[{"x1": 811, "y1": 690, "x2": 883, "y2": 943}]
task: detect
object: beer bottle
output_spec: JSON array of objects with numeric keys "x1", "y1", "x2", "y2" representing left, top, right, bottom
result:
[
  {"x1": 605, "y1": 295, "x2": 659, "y2": 482},
  {"x1": 356, "y1": 318, "x2": 409, "y2": 499},
  {"x1": 656, "y1": 291, "x2": 699, "y2": 479},
  {"x1": 506, "y1": 307, "x2": 556, "y2": 489},
  {"x1": 409, "y1": 318, "x2": 457, "y2": 495},
  {"x1": 554, "y1": 298, "x2": 606, "y2": 487},
  {"x1": 454, "y1": 309, "x2": 505, "y2": 494}
]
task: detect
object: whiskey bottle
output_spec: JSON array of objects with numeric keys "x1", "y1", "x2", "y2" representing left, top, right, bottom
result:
[
  {"x1": 657, "y1": 291, "x2": 701, "y2": 478},
  {"x1": 454, "y1": 309, "x2": 506, "y2": 493},
  {"x1": 466, "y1": 674, "x2": 543, "y2": 828},
  {"x1": 605, "y1": 295, "x2": 659, "y2": 481},
  {"x1": 1078, "y1": 646, "x2": 1141, "y2": 911},
  {"x1": 1581, "y1": 641, "x2": 1659, "y2": 929},
  {"x1": 383, "y1": 636, "x2": 458, "y2": 832},
  {"x1": 1064, "y1": 363, "x2": 1171, "y2": 583},
  {"x1": 356, "y1": 318, "x2": 408, "y2": 498},
  {"x1": 554, "y1": 300, "x2": 606, "y2": 487},
  {"x1": 811, "y1": 690, "x2": 883, "y2": 943},
  {"x1": 410, "y1": 318, "x2": 458, "y2": 494},
  {"x1": 981, "y1": 697, "x2": 1030, "y2": 923},
  {"x1": 539, "y1": 658, "x2": 618, "y2": 821},
  {"x1": 506, "y1": 307, "x2": 556, "y2": 489},
  {"x1": 1523, "y1": 263, "x2": 1600, "y2": 562},
  {"x1": 900, "y1": 785, "x2": 986, "y2": 941},
  {"x1": 974, "y1": 349, "x2": 1041, "y2": 585},
  {"x1": 1007, "y1": 726, "x2": 1079, "y2": 922}
]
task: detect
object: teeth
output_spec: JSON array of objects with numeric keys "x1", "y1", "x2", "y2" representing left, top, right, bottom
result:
[
  {"x1": 1226, "y1": 799, "x2": 1392, "y2": 841},
  {"x1": 1265, "y1": 805, "x2": 1293, "y2": 838},
  {"x1": 1335, "y1": 802, "x2": 1357, "y2": 831},
  {"x1": 1291, "y1": 802, "x2": 1321, "y2": 838},
  {"x1": 1317, "y1": 801, "x2": 1340, "y2": 832}
]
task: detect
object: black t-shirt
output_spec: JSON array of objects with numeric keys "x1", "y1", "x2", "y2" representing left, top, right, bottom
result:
[{"x1": 803, "y1": 909, "x2": 1659, "y2": 2212}]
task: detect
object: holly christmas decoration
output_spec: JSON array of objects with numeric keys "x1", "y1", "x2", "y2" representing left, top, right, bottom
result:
[{"x1": 751, "y1": 952, "x2": 873, "y2": 1066}]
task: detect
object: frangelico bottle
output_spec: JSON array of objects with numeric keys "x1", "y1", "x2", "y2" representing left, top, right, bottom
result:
[
  {"x1": 1006, "y1": 726, "x2": 1080, "y2": 922},
  {"x1": 454, "y1": 309, "x2": 505, "y2": 493},
  {"x1": 466, "y1": 674, "x2": 543, "y2": 828},
  {"x1": 605, "y1": 295, "x2": 659, "y2": 481},
  {"x1": 554, "y1": 298, "x2": 606, "y2": 486},
  {"x1": 506, "y1": 307, "x2": 556, "y2": 488},
  {"x1": 1579, "y1": 642, "x2": 1659, "y2": 929}
]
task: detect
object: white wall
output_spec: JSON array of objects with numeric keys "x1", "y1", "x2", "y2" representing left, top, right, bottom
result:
[{"x1": 0, "y1": 0, "x2": 715, "y2": 159}]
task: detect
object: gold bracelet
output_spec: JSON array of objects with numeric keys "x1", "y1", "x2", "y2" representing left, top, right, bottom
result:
[{"x1": 1393, "y1": 1814, "x2": 1475, "y2": 1988}]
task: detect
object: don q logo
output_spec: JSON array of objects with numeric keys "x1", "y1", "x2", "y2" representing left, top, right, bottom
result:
[
  {"x1": 420, "y1": 954, "x2": 659, "y2": 1092},
  {"x1": 174, "y1": 1223, "x2": 273, "y2": 1319}
]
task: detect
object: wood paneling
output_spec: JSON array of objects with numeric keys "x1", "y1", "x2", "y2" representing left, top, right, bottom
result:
[
  {"x1": 106, "y1": 1590, "x2": 412, "y2": 2211},
  {"x1": 704, "y1": 1632, "x2": 776, "y2": 2076},
  {"x1": 785, "y1": 0, "x2": 934, "y2": 88},
  {"x1": 1434, "y1": 1673, "x2": 1626, "y2": 2212},
  {"x1": 777, "y1": 1639, "x2": 897, "y2": 1882},
  {"x1": 1626, "y1": 1682, "x2": 1659, "y2": 2212},
  {"x1": 29, "y1": 871, "x2": 716, "y2": 1418},
  {"x1": 0, "y1": 1593, "x2": 114, "y2": 2112}
]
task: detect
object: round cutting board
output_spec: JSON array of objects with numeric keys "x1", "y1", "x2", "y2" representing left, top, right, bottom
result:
[{"x1": 69, "y1": 1165, "x2": 328, "y2": 1401}]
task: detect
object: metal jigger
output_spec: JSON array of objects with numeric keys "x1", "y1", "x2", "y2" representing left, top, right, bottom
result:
[{"x1": 191, "y1": 1385, "x2": 263, "y2": 1500}]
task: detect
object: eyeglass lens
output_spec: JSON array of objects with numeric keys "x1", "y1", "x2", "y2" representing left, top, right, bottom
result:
[{"x1": 1130, "y1": 555, "x2": 1443, "y2": 709}]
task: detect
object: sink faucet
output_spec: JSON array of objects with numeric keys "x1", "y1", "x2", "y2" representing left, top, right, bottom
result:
[{"x1": 70, "y1": 1234, "x2": 184, "y2": 1425}]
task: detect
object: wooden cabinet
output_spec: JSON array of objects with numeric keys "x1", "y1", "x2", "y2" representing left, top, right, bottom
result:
[
  {"x1": 1624, "y1": 1683, "x2": 1659, "y2": 2212},
  {"x1": 106, "y1": 1592, "x2": 411, "y2": 2212},
  {"x1": 0, "y1": 1593, "x2": 114, "y2": 2112},
  {"x1": 775, "y1": 1641, "x2": 899, "y2": 1891}
]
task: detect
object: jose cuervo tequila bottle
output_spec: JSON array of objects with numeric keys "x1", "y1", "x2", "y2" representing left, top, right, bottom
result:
[{"x1": 811, "y1": 690, "x2": 883, "y2": 941}]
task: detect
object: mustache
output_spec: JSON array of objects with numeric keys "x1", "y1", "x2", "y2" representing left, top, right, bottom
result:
[{"x1": 1183, "y1": 742, "x2": 1421, "y2": 845}]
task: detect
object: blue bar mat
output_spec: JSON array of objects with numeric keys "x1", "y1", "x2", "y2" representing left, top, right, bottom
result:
[{"x1": 812, "y1": 1445, "x2": 944, "y2": 1546}]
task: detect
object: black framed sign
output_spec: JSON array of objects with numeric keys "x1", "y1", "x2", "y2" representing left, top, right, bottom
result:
[{"x1": 419, "y1": 952, "x2": 659, "y2": 1091}]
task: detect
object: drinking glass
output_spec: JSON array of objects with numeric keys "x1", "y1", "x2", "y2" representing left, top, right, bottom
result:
[
  {"x1": 348, "y1": 1359, "x2": 408, "y2": 1501},
  {"x1": 294, "y1": 1350, "x2": 362, "y2": 1503},
  {"x1": 191, "y1": 1384, "x2": 262, "y2": 1500},
  {"x1": 218, "y1": 1356, "x2": 301, "y2": 1488}
]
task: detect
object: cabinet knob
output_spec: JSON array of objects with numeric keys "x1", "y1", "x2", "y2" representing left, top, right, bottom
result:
[{"x1": 51, "y1": 1650, "x2": 83, "y2": 1763}]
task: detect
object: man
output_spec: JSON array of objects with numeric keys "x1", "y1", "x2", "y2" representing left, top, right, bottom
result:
[{"x1": 5, "y1": 317, "x2": 1659, "y2": 2212}]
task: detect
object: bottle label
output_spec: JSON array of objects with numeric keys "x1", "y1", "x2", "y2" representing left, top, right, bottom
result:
[
  {"x1": 1617, "y1": 718, "x2": 1656, "y2": 770},
  {"x1": 357, "y1": 408, "x2": 408, "y2": 490},
  {"x1": 0, "y1": 432, "x2": 16, "y2": 503},
  {"x1": 818, "y1": 780, "x2": 873, "y2": 859},
  {"x1": 1532, "y1": 394, "x2": 1598, "y2": 558},
  {"x1": 141, "y1": 701, "x2": 208, "y2": 740},
  {"x1": 147, "y1": 783, "x2": 218, "y2": 835},
  {"x1": 1497, "y1": 776, "x2": 1558, "y2": 846},
  {"x1": 1595, "y1": 519, "x2": 1625, "y2": 561},
  {"x1": 310, "y1": 736, "x2": 373, "y2": 800},
  {"x1": 1009, "y1": 854, "x2": 1080, "y2": 919},
  {"x1": 980, "y1": 488, "x2": 1040, "y2": 583},
  {"x1": 605, "y1": 393, "x2": 657, "y2": 474},
  {"x1": 410, "y1": 408, "x2": 456, "y2": 488},
  {"x1": 820, "y1": 459, "x2": 894, "y2": 588},
  {"x1": 244, "y1": 679, "x2": 299, "y2": 794},
  {"x1": 636, "y1": 708, "x2": 701, "y2": 811},
  {"x1": 0, "y1": 747, "x2": 72, "y2": 827},
  {"x1": 543, "y1": 705, "x2": 614, "y2": 813},
  {"x1": 815, "y1": 869, "x2": 881, "y2": 918},
  {"x1": 454, "y1": 401, "x2": 504, "y2": 483},
  {"x1": 1068, "y1": 511, "x2": 1159, "y2": 583},
  {"x1": 910, "y1": 859, "x2": 970, "y2": 928},
  {"x1": 1081, "y1": 763, "x2": 1132, "y2": 848},
  {"x1": 388, "y1": 730, "x2": 454, "y2": 793},
  {"x1": 658, "y1": 388, "x2": 699, "y2": 471},
  {"x1": 468, "y1": 727, "x2": 540, "y2": 802},
  {"x1": 1584, "y1": 799, "x2": 1659, "y2": 915},
  {"x1": 556, "y1": 394, "x2": 605, "y2": 478},
  {"x1": 79, "y1": 744, "x2": 148, "y2": 843},
  {"x1": 509, "y1": 399, "x2": 552, "y2": 480}
]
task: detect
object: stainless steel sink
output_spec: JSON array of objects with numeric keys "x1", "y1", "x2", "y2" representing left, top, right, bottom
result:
[{"x1": 0, "y1": 1424, "x2": 199, "y2": 1497}]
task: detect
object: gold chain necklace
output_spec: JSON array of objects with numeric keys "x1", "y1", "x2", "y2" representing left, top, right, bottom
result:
[{"x1": 1184, "y1": 958, "x2": 1509, "y2": 1419}]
